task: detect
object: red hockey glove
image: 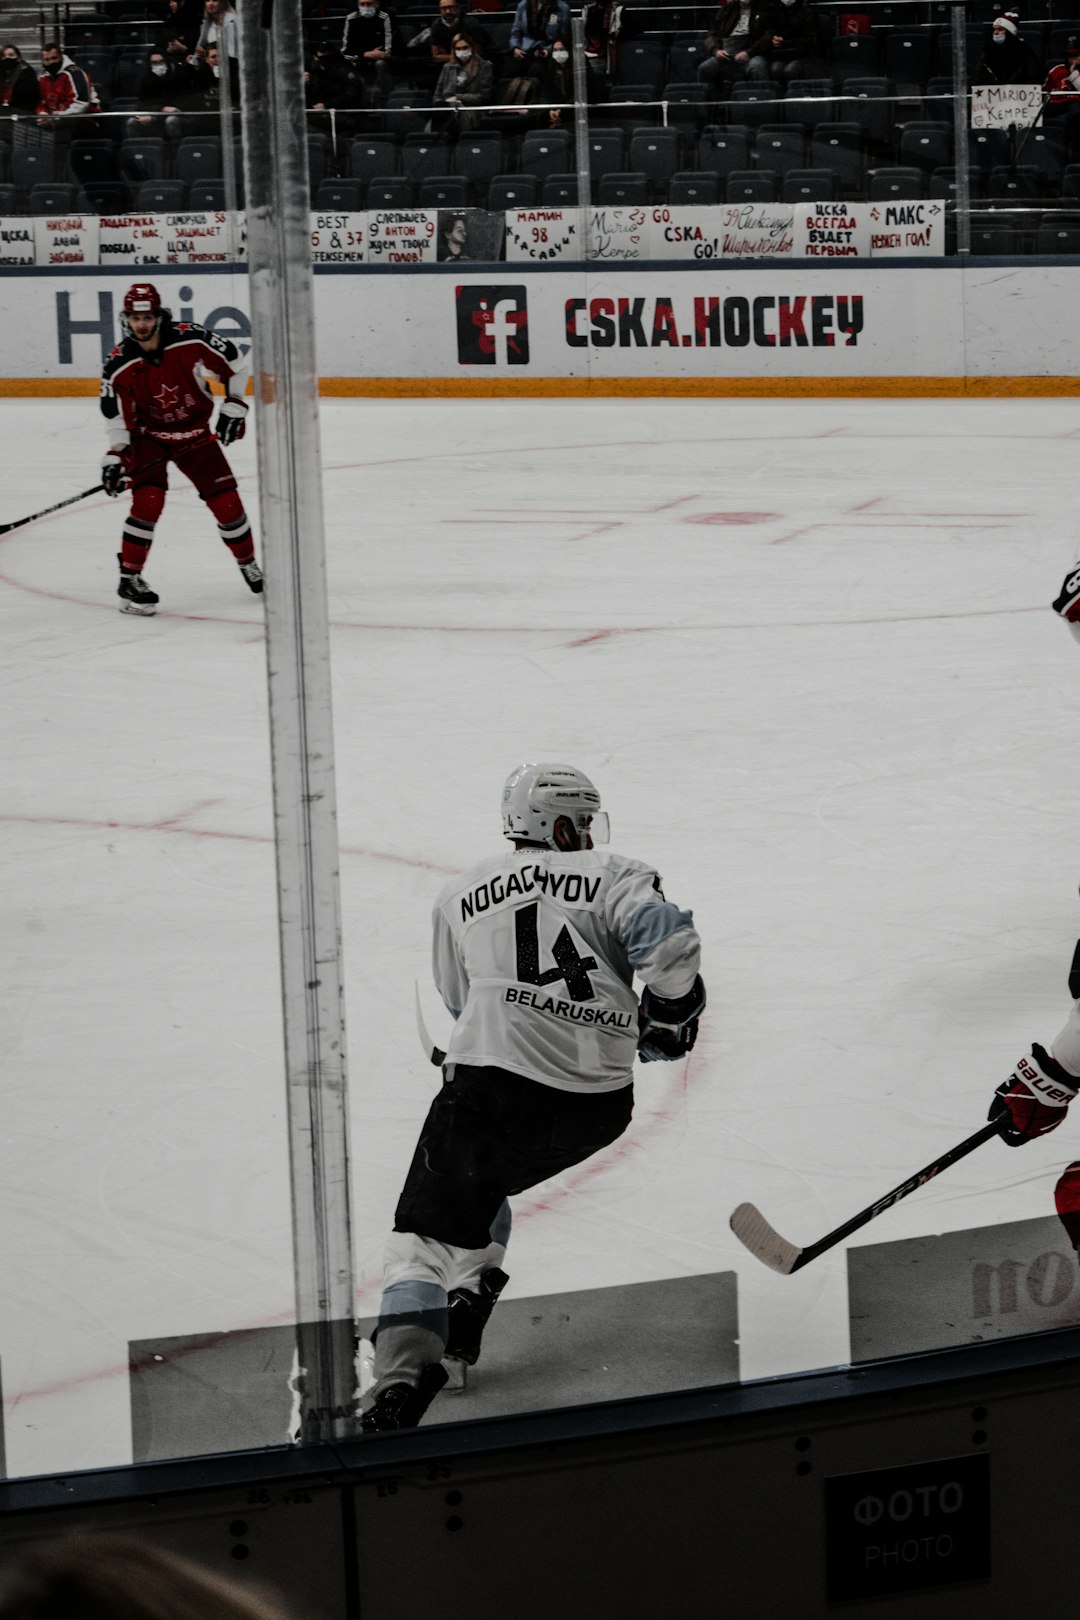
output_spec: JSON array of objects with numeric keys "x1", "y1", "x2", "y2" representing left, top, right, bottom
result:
[
  {"x1": 989, "y1": 1044, "x2": 1079, "y2": 1146},
  {"x1": 637, "y1": 975, "x2": 706, "y2": 1063}
]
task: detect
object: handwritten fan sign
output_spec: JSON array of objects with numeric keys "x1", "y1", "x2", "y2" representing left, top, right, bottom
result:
[{"x1": 971, "y1": 84, "x2": 1043, "y2": 128}]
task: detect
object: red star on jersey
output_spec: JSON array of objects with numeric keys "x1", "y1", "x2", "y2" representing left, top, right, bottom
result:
[{"x1": 153, "y1": 382, "x2": 180, "y2": 410}]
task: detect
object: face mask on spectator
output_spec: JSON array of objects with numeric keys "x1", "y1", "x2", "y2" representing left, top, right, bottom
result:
[
  {"x1": 455, "y1": 45, "x2": 472, "y2": 57},
  {"x1": 151, "y1": 61, "x2": 168, "y2": 74},
  {"x1": 44, "y1": 59, "x2": 62, "y2": 74},
  {"x1": 552, "y1": 47, "x2": 569, "y2": 61},
  {"x1": 359, "y1": 4, "x2": 376, "y2": 13}
]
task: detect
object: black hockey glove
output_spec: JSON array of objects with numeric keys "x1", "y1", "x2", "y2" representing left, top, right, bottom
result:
[
  {"x1": 1053, "y1": 562, "x2": 1080, "y2": 622},
  {"x1": 216, "y1": 399, "x2": 248, "y2": 446},
  {"x1": 637, "y1": 975, "x2": 706, "y2": 1063},
  {"x1": 101, "y1": 452, "x2": 129, "y2": 497}
]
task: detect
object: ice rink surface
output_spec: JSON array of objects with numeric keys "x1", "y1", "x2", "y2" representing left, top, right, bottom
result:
[{"x1": 3, "y1": 392, "x2": 1080, "y2": 1477}]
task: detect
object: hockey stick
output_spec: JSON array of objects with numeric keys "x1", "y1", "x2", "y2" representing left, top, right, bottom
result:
[
  {"x1": 729, "y1": 1118, "x2": 1002, "y2": 1275},
  {"x1": 0, "y1": 456, "x2": 171, "y2": 536},
  {"x1": 414, "y1": 981, "x2": 446, "y2": 1066}
]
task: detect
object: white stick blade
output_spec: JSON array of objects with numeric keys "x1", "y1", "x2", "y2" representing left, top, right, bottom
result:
[{"x1": 729, "y1": 1202, "x2": 802, "y2": 1275}]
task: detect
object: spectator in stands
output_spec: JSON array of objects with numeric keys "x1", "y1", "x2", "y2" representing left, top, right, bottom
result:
[
  {"x1": 510, "y1": 0, "x2": 573, "y2": 80},
  {"x1": 745, "y1": 0, "x2": 816, "y2": 83},
  {"x1": 432, "y1": 31, "x2": 495, "y2": 130},
  {"x1": 972, "y1": 13, "x2": 1040, "y2": 86},
  {"x1": 0, "y1": 1535, "x2": 293, "y2": 1620},
  {"x1": 698, "y1": 0, "x2": 770, "y2": 93},
  {"x1": 196, "y1": 0, "x2": 239, "y2": 65},
  {"x1": 0, "y1": 44, "x2": 39, "y2": 120},
  {"x1": 488, "y1": 70, "x2": 543, "y2": 130},
  {"x1": 408, "y1": 0, "x2": 489, "y2": 93},
  {"x1": 341, "y1": 0, "x2": 395, "y2": 99},
  {"x1": 133, "y1": 47, "x2": 190, "y2": 127},
  {"x1": 539, "y1": 37, "x2": 594, "y2": 124},
  {"x1": 305, "y1": 40, "x2": 366, "y2": 136},
  {"x1": 159, "y1": 0, "x2": 204, "y2": 49},
  {"x1": 37, "y1": 42, "x2": 99, "y2": 130},
  {"x1": 1042, "y1": 35, "x2": 1080, "y2": 138},
  {"x1": 583, "y1": 0, "x2": 621, "y2": 90},
  {"x1": 173, "y1": 41, "x2": 224, "y2": 135}
]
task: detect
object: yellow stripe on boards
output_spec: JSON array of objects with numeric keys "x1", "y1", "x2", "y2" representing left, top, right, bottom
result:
[{"x1": 3, "y1": 376, "x2": 1080, "y2": 399}]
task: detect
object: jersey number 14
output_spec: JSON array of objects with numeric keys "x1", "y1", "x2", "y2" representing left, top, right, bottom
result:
[{"x1": 514, "y1": 902, "x2": 597, "y2": 1002}]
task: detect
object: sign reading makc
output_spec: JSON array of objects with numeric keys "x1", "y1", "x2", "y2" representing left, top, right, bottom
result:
[{"x1": 825, "y1": 1452, "x2": 990, "y2": 1602}]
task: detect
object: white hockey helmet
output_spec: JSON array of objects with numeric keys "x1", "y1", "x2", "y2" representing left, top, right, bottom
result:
[{"x1": 501, "y1": 762, "x2": 610, "y2": 848}]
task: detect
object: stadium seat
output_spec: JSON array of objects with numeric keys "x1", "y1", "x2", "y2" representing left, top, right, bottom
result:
[
  {"x1": 1035, "y1": 219, "x2": 1080, "y2": 253},
  {"x1": 383, "y1": 90, "x2": 425, "y2": 140},
  {"x1": 927, "y1": 165, "x2": 983, "y2": 201},
  {"x1": 596, "y1": 171, "x2": 649, "y2": 204},
  {"x1": 349, "y1": 137, "x2": 399, "y2": 181},
  {"x1": 27, "y1": 182, "x2": 79, "y2": 214},
  {"x1": 542, "y1": 173, "x2": 579, "y2": 205},
  {"x1": 487, "y1": 173, "x2": 539, "y2": 209},
  {"x1": 174, "y1": 137, "x2": 222, "y2": 185},
  {"x1": 668, "y1": 39, "x2": 709, "y2": 82},
  {"x1": 365, "y1": 176, "x2": 415, "y2": 207},
  {"x1": 867, "y1": 165, "x2": 924, "y2": 200},
  {"x1": 728, "y1": 81, "x2": 783, "y2": 128},
  {"x1": 967, "y1": 129, "x2": 1011, "y2": 179},
  {"x1": 68, "y1": 140, "x2": 120, "y2": 188},
  {"x1": 884, "y1": 27, "x2": 934, "y2": 88},
  {"x1": 897, "y1": 122, "x2": 951, "y2": 174},
  {"x1": 80, "y1": 179, "x2": 132, "y2": 213},
  {"x1": 136, "y1": 179, "x2": 186, "y2": 210},
  {"x1": 810, "y1": 123, "x2": 865, "y2": 198},
  {"x1": 185, "y1": 179, "x2": 227, "y2": 210},
  {"x1": 454, "y1": 134, "x2": 505, "y2": 195},
  {"x1": 669, "y1": 169, "x2": 720, "y2": 204},
  {"x1": 829, "y1": 33, "x2": 882, "y2": 82},
  {"x1": 585, "y1": 129, "x2": 625, "y2": 178},
  {"x1": 418, "y1": 175, "x2": 469, "y2": 207},
  {"x1": 313, "y1": 178, "x2": 365, "y2": 210},
  {"x1": 520, "y1": 130, "x2": 572, "y2": 183},
  {"x1": 970, "y1": 220, "x2": 1018, "y2": 254},
  {"x1": 783, "y1": 167, "x2": 838, "y2": 202},
  {"x1": 754, "y1": 124, "x2": 805, "y2": 173},
  {"x1": 727, "y1": 168, "x2": 777, "y2": 201},
  {"x1": 118, "y1": 136, "x2": 168, "y2": 184},
  {"x1": 613, "y1": 39, "x2": 668, "y2": 93},
  {"x1": 628, "y1": 127, "x2": 681, "y2": 196},
  {"x1": 306, "y1": 132, "x2": 331, "y2": 189},
  {"x1": 1022, "y1": 129, "x2": 1066, "y2": 192},
  {"x1": 784, "y1": 79, "x2": 833, "y2": 133},
  {"x1": 987, "y1": 165, "x2": 1040, "y2": 203},
  {"x1": 402, "y1": 133, "x2": 452, "y2": 182},
  {"x1": 696, "y1": 125, "x2": 750, "y2": 179},
  {"x1": 0, "y1": 182, "x2": 17, "y2": 214},
  {"x1": 661, "y1": 83, "x2": 710, "y2": 137},
  {"x1": 842, "y1": 78, "x2": 890, "y2": 149}
]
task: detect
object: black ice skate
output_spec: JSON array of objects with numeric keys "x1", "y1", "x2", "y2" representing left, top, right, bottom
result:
[
  {"x1": 117, "y1": 557, "x2": 159, "y2": 616},
  {"x1": 444, "y1": 1267, "x2": 510, "y2": 1368},
  {"x1": 238, "y1": 559, "x2": 264, "y2": 594},
  {"x1": 361, "y1": 1363, "x2": 448, "y2": 1433}
]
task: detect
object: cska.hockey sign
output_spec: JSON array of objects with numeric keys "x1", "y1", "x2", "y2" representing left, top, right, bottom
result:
[{"x1": 566, "y1": 292, "x2": 865, "y2": 349}]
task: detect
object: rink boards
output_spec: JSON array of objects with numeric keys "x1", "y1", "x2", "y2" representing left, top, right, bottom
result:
[{"x1": 0, "y1": 259, "x2": 1078, "y2": 393}]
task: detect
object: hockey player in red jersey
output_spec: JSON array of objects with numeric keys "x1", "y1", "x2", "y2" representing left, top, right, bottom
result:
[{"x1": 100, "y1": 282, "x2": 262, "y2": 615}]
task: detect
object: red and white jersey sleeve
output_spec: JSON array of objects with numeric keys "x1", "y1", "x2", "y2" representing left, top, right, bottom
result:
[{"x1": 432, "y1": 846, "x2": 701, "y2": 1093}]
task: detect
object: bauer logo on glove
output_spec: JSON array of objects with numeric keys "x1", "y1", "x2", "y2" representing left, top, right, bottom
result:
[
  {"x1": 215, "y1": 398, "x2": 248, "y2": 447},
  {"x1": 637, "y1": 975, "x2": 706, "y2": 1063},
  {"x1": 990, "y1": 1043, "x2": 1079, "y2": 1146}
]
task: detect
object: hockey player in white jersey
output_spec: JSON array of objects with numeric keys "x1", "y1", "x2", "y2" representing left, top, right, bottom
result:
[{"x1": 361, "y1": 761, "x2": 705, "y2": 1432}]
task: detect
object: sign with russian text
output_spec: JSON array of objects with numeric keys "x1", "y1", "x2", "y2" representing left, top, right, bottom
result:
[
  {"x1": 505, "y1": 207, "x2": 579, "y2": 262},
  {"x1": 716, "y1": 201, "x2": 795, "y2": 259},
  {"x1": 34, "y1": 214, "x2": 99, "y2": 267},
  {"x1": 364, "y1": 209, "x2": 437, "y2": 264},
  {"x1": 0, "y1": 218, "x2": 38, "y2": 266},
  {"x1": 826, "y1": 1454, "x2": 990, "y2": 1601}
]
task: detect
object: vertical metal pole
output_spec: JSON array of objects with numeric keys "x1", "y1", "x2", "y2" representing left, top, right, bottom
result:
[
  {"x1": 237, "y1": 0, "x2": 357, "y2": 1445},
  {"x1": 951, "y1": 5, "x2": 971, "y2": 257},
  {"x1": 218, "y1": 25, "x2": 239, "y2": 263},
  {"x1": 571, "y1": 12, "x2": 592, "y2": 256}
]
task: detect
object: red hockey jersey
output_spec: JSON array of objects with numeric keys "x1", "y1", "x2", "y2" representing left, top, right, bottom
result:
[{"x1": 101, "y1": 321, "x2": 245, "y2": 447}]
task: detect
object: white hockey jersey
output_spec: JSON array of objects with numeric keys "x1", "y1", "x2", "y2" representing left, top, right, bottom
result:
[{"x1": 432, "y1": 845, "x2": 701, "y2": 1094}]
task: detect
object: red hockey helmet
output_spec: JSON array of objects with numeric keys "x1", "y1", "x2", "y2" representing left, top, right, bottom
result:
[{"x1": 123, "y1": 282, "x2": 162, "y2": 317}]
